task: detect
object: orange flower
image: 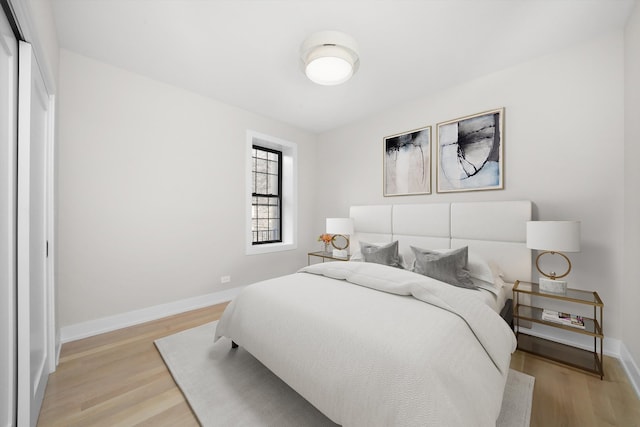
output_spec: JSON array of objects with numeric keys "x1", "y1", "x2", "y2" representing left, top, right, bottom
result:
[{"x1": 318, "y1": 233, "x2": 333, "y2": 244}]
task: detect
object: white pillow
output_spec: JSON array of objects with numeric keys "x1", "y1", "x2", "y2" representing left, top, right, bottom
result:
[
  {"x1": 489, "y1": 261, "x2": 506, "y2": 289},
  {"x1": 467, "y1": 252, "x2": 495, "y2": 284}
]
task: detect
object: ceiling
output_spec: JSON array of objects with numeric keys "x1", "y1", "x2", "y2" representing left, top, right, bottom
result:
[{"x1": 51, "y1": 0, "x2": 635, "y2": 134}]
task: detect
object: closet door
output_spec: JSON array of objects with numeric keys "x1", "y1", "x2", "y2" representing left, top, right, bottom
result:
[
  {"x1": 17, "y1": 41, "x2": 51, "y2": 427},
  {"x1": 0, "y1": 6, "x2": 18, "y2": 427}
]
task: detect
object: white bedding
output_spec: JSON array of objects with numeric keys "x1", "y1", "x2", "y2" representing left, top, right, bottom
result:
[
  {"x1": 215, "y1": 262, "x2": 517, "y2": 427},
  {"x1": 473, "y1": 278, "x2": 507, "y2": 313}
]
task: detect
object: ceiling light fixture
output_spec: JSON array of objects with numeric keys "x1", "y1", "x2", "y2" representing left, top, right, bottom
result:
[{"x1": 300, "y1": 31, "x2": 359, "y2": 86}]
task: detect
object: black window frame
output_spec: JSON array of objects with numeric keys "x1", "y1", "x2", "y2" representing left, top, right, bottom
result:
[{"x1": 251, "y1": 145, "x2": 283, "y2": 245}]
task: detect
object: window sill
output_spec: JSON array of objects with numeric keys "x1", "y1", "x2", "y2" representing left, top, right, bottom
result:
[{"x1": 246, "y1": 241, "x2": 297, "y2": 255}]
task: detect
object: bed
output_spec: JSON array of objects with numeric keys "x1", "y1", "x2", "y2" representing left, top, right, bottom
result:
[{"x1": 215, "y1": 201, "x2": 532, "y2": 426}]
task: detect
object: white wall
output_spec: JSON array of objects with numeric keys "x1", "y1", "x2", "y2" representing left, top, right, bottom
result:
[
  {"x1": 57, "y1": 50, "x2": 317, "y2": 327},
  {"x1": 316, "y1": 33, "x2": 626, "y2": 341},
  {"x1": 623, "y1": 1, "x2": 640, "y2": 381}
]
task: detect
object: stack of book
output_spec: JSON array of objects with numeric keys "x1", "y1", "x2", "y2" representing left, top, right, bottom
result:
[{"x1": 541, "y1": 309, "x2": 585, "y2": 329}]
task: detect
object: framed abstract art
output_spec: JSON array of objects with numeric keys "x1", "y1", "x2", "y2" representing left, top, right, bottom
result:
[
  {"x1": 436, "y1": 108, "x2": 504, "y2": 193},
  {"x1": 383, "y1": 125, "x2": 431, "y2": 196}
]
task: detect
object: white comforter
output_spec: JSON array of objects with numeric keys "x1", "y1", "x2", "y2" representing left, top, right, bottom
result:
[{"x1": 214, "y1": 262, "x2": 517, "y2": 427}]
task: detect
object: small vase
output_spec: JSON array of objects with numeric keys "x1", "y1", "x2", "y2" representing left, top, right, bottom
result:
[{"x1": 323, "y1": 243, "x2": 330, "y2": 253}]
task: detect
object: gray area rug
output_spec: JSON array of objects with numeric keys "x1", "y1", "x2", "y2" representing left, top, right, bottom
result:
[{"x1": 155, "y1": 322, "x2": 534, "y2": 427}]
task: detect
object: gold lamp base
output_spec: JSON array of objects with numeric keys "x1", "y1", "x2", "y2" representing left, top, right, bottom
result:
[
  {"x1": 535, "y1": 250, "x2": 572, "y2": 280},
  {"x1": 331, "y1": 234, "x2": 350, "y2": 258},
  {"x1": 535, "y1": 251, "x2": 571, "y2": 294}
]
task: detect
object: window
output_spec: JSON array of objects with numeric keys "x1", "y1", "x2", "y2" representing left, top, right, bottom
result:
[
  {"x1": 246, "y1": 131, "x2": 297, "y2": 255},
  {"x1": 251, "y1": 145, "x2": 282, "y2": 244}
]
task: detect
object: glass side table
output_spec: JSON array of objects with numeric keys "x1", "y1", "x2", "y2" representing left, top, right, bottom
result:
[
  {"x1": 307, "y1": 251, "x2": 349, "y2": 265},
  {"x1": 513, "y1": 280, "x2": 604, "y2": 379}
]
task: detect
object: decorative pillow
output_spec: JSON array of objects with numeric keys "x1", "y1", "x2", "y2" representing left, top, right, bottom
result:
[
  {"x1": 427, "y1": 249, "x2": 494, "y2": 283},
  {"x1": 410, "y1": 246, "x2": 476, "y2": 289},
  {"x1": 360, "y1": 241, "x2": 403, "y2": 268}
]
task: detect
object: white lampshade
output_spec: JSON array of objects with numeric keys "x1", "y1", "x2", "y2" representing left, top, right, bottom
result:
[
  {"x1": 301, "y1": 31, "x2": 359, "y2": 86},
  {"x1": 326, "y1": 218, "x2": 354, "y2": 235},
  {"x1": 526, "y1": 221, "x2": 581, "y2": 253}
]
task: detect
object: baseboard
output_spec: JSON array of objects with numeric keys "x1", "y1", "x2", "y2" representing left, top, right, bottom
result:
[
  {"x1": 60, "y1": 287, "x2": 243, "y2": 343},
  {"x1": 55, "y1": 339, "x2": 61, "y2": 366},
  {"x1": 619, "y1": 342, "x2": 640, "y2": 399},
  {"x1": 522, "y1": 324, "x2": 640, "y2": 398}
]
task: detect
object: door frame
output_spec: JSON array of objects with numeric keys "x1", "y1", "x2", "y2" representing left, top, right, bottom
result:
[
  {"x1": 5, "y1": 0, "x2": 58, "y2": 372},
  {"x1": 46, "y1": 98, "x2": 56, "y2": 369},
  {"x1": 0, "y1": 3, "x2": 18, "y2": 426},
  {"x1": 16, "y1": 40, "x2": 55, "y2": 427}
]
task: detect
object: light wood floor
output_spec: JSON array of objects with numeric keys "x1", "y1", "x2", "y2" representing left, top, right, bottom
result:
[{"x1": 38, "y1": 303, "x2": 640, "y2": 427}]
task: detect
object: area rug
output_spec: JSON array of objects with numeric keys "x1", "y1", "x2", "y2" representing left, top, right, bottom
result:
[{"x1": 155, "y1": 321, "x2": 534, "y2": 427}]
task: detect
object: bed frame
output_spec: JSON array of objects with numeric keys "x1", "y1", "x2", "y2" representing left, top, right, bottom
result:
[
  {"x1": 229, "y1": 201, "x2": 531, "y2": 348},
  {"x1": 222, "y1": 200, "x2": 528, "y2": 424},
  {"x1": 349, "y1": 200, "x2": 533, "y2": 324}
]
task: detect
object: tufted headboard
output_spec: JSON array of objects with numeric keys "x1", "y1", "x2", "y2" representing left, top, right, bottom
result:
[{"x1": 349, "y1": 201, "x2": 533, "y2": 285}]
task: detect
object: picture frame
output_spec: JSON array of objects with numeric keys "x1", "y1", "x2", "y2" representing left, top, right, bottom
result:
[
  {"x1": 436, "y1": 108, "x2": 504, "y2": 193},
  {"x1": 383, "y1": 125, "x2": 431, "y2": 196}
]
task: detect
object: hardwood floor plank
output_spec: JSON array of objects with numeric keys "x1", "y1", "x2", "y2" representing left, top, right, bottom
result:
[
  {"x1": 134, "y1": 401, "x2": 200, "y2": 427},
  {"x1": 38, "y1": 302, "x2": 640, "y2": 426},
  {"x1": 511, "y1": 351, "x2": 640, "y2": 427},
  {"x1": 38, "y1": 304, "x2": 225, "y2": 426},
  {"x1": 78, "y1": 388, "x2": 186, "y2": 427}
]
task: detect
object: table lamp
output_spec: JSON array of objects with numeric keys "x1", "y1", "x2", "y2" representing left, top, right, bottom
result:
[
  {"x1": 526, "y1": 220, "x2": 581, "y2": 293},
  {"x1": 326, "y1": 218, "x2": 354, "y2": 258}
]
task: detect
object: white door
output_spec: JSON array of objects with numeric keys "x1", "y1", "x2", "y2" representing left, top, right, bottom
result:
[
  {"x1": 17, "y1": 41, "x2": 51, "y2": 427},
  {"x1": 0, "y1": 7, "x2": 18, "y2": 427}
]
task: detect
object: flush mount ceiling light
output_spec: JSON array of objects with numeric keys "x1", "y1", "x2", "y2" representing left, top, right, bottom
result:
[{"x1": 300, "y1": 30, "x2": 360, "y2": 86}]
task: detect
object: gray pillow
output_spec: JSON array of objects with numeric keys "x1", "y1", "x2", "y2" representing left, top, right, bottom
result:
[
  {"x1": 410, "y1": 246, "x2": 476, "y2": 289},
  {"x1": 360, "y1": 241, "x2": 403, "y2": 268}
]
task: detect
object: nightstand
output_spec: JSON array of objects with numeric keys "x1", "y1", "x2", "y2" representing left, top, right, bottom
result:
[
  {"x1": 307, "y1": 251, "x2": 349, "y2": 265},
  {"x1": 513, "y1": 280, "x2": 604, "y2": 379}
]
